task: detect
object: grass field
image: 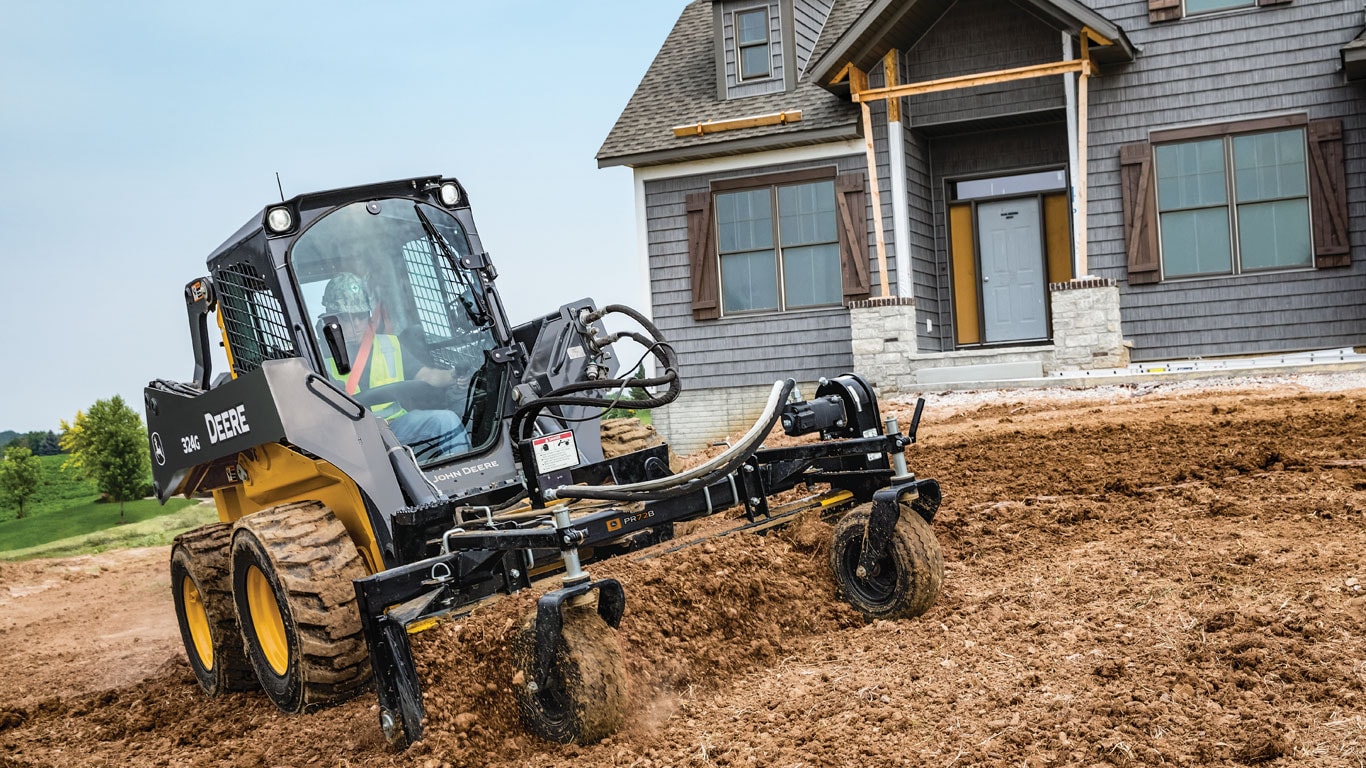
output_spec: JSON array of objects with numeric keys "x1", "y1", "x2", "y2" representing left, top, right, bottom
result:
[
  {"x1": 0, "y1": 454, "x2": 204, "y2": 558},
  {"x1": 0, "y1": 502, "x2": 216, "y2": 561}
]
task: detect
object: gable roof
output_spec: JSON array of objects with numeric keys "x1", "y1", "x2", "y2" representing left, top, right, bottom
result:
[
  {"x1": 597, "y1": 0, "x2": 1133, "y2": 169},
  {"x1": 807, "y1": 0, "x2": 1135, "y2": 92},
  {"x1": 596, "y1": 1, "x2": 866, "y2": 169}
]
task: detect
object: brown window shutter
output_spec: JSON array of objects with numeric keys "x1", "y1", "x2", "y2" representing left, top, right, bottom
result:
[
  {"x1": 835, "y1": 172, "x2": 872, "y2": 300},
  {"x1": 1148, "y1": 0, "x2": 1181, "y2": 23},
  {"x1": 685, "y1": 191, "x2": 721, "y2": 320},
  {"x1": 1120, "y1": 142, "x2": 1161, "y2": 285},
  {"x1": 1308, "y1": 118, "x2": 1350, "y2": 268}
]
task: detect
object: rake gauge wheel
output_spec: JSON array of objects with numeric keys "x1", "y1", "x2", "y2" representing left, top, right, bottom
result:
[
  {"x1": 511, "y1": 601, "x2": 629, "y2": 744},
  {"x1": 230, "y1": 501, "x2": 372, "y2": 713},
  {"x1": 831, "y1": 502, "x2": 944, "y2": 621},
  {"x1": 171, "y1": 523, "x2": 258, "y2": 695}
]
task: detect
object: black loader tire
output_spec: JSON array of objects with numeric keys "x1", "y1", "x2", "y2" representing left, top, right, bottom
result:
[
  {"x1": 830, "y1": 502, "x2": 944, "y2": 621},
  {"x1": 230, "y1": 501, "x2": 372, "y2": 713},
  {"x1": 170, "y1": 523, "x2": 258, "y2": 694},
  {"x1": 511, "y1": 599, "x2": 629, "y2": 744}
]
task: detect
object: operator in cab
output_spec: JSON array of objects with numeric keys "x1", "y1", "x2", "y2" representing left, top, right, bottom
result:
[{"x1": 320, "y1": 272, "x2": 471, "y2": 457}]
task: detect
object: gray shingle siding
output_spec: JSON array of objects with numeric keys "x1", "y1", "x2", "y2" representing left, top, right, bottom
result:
[
  {"x1": 644, "y1": 153, "x2": 872, "y2": 390},
  {"x1": 1083, "y1": 0, "x2": 1366, "y2": 360},
  {"x1": 794, "y1": 0, "x2": 836, "y2": 74},
  {"x1": 906, "y1": 128, "x2": 940, "y2": 350},
  {"x1": 901, "y1": 0, "x2": 1066, "y2": 128}
]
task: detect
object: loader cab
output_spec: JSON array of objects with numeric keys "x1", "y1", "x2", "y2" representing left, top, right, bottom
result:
[{"x1": 286, "y1": 196, "x2": 505, "y2": 467}]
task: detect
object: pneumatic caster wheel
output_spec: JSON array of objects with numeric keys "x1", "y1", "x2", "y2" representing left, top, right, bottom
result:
[
  {"x1": 511, "y1": 600, "x2": 629, "y2": 744},
  {"x1": 831, "y1": 502, "x2": 944, "y2": 621}
]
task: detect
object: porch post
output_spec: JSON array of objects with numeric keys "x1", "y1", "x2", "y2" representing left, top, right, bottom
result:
[
  {"x1": 1076, "y1": 33, "x2": 1093, "y2": 278},
  {"x1": 884, "y1": 50, "x2": 913, "y2": 299},
  {"x1": 1063, "y1": 32, "x2": 1082, "y2": 280}
]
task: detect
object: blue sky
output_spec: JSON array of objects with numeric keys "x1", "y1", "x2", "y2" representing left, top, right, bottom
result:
[{"x1": 0, "y1": 1, "x2": 687, "y2": 433}]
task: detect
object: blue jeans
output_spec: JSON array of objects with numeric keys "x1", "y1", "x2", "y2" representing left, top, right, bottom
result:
[{"x1": 390, "y1": 409, "x2": 470, "y2": 458}]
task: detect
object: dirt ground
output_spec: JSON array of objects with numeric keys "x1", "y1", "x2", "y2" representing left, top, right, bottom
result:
[{"x1": 2, "y1": 374, "x2": 1365, "y2": 767}]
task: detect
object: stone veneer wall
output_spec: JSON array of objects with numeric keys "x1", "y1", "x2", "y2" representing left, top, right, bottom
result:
[
  {"x1": 848, "y1": 297, "x2": 919, "y2": 391},
  {"x1": 848, "y1": 281, "x2": 1130, "y2": 394},
  {"x1": 1048, "y1": 278, "x2": 1129, "y2": 369}
]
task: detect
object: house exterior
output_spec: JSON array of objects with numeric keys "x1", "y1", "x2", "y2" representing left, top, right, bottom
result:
[{"x1": 598, "y1": 0, "x2": 1366, "y2": 452}]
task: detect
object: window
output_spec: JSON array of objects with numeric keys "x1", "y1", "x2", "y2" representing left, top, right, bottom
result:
[
  {"x1": 735, "y1": 8, "x2": 770, "y2": 80},
  {"x1": 1155, "y1": 127, "x2": 1311, "y2": 278},
  {"x1": 1123, "y1": 117, "x2": 1348, "y2": 285},
  {"x1": 715, "y1": 179, "x2": 841, "y2": 314},
  {"x1": 1184, "y1": 0, "x2": 1253, "y2": 14}
]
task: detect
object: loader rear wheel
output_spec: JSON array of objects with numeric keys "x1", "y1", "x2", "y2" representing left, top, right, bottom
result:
[
  {"x1": 170, "y1": 523, "x2": 257, "y2": 695},
  {"x1": 231, "y1": 501, "x2": 372, "y2": 713},
  {"x1": 831, "y1": 502, "x2": 944, "y2": 621},
  {"x1": 511, "y1": 601, "x2": 628, "y2": 744}
]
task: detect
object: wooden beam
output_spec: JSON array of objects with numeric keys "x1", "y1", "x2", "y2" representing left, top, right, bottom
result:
[
  {"x1": 849, "y1": 65, "x2": 869, "y2": 95},
  {"x1": 860, "y1": 101, "x2": 891, "y2": 298},
  {"x1": 852, "y1": 59, "x2": 1084, "y2": 103},
  {"x1": 671, "y1": 110, "x2": 804, "y2": 138},
  {"x1": 829, "y1": 61, "x2": 853, "y2": 86},
  {"x1": 883, "y1": 49, "x2": 901, "y2": 123},
  {"x1": 1081, "y1": 25, "x2": 1113, "y2": 47}
]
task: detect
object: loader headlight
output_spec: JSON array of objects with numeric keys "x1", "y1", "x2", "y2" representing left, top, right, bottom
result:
[
  {"x1": 266, "y1": 206, "x2": 294, "y2": 233},
  {"x1": 438, "y1": 182, "x2": 462, "y2": 207}
]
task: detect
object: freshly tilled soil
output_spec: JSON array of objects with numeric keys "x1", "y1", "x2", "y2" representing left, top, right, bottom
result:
[{"x1": 1, "y1": 382, "x2": 1364, "y2": 766}]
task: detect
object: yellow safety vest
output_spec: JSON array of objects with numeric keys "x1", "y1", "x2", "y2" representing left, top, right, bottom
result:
[{"x1": 326, "y1": 335, "x2": 407, "y2": 421}]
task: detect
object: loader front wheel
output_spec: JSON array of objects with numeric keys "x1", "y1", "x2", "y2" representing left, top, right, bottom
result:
[
  {"x1": 231, "y1": 502, "x2": 372, "y2": 713},
  {"x1": 831, "y1": 502, "x2": 944, "y2": 621},
  {"x1": 171, "y1": 523, "x2": 257, "y2": 695},
  {"x1": 511, "y1": 601, "x2": 628, "y2": 744}
]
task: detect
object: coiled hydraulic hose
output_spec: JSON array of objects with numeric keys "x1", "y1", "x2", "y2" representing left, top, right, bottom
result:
[{"x1": 508, "y1": 304, "x2": 680, "y2": 444}]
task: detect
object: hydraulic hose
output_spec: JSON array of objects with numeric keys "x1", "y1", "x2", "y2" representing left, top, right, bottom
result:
[{"x1": 548, "y1": 378, "x2": 794, "y2": 502}]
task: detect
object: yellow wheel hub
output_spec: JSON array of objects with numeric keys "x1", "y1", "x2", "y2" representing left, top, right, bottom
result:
[
  {"x1": 246, "y1": 566, "x2": 289, "y2": 676},
  {"x1": 181, "y1": 576, "x2": 214, "y2": 670}
]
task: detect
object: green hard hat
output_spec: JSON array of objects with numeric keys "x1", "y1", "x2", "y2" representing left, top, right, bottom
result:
[{"x1": 322, "y1": 272, "x2": 374, "y2": 314}]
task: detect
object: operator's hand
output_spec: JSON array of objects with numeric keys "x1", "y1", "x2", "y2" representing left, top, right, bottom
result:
[{"x1": 415, "y1": 366, "x2": 458, "y2": 388}]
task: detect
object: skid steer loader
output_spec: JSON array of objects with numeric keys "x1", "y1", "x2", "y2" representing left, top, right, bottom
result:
[{"x1": 145, "y1": 175, "x2": 945, "y2": 748}]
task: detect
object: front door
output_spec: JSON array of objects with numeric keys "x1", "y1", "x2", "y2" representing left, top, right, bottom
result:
[{"x1": 977, "y1": 197, "x2": 1047, "y2": 343}]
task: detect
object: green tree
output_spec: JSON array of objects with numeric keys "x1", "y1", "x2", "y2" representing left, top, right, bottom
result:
[
  {"x1": 0, "y1": 445, "x2": 42, "y2": 519},
  {"x1": 60, "y1": 396, "x2": 151, "y2": 522},
  {"x1": 605, "y1": 364, "x2": 652, "y2": 420},
  {"x1": 8, "y1": 430, "x2": 61, "y2": 456}
]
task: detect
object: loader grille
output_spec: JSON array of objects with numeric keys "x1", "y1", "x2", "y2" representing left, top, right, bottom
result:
[
  {"x1": 216, "y1": 262, "x2": 295, "y2": 375},
  {"x1": 402, "y1": 239, "x2": 453, "y2": 342}
]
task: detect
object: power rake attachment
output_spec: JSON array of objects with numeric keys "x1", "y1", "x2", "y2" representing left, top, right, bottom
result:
[{"x1": 354, "y1": 374, "x2": 945, "y2": 747}]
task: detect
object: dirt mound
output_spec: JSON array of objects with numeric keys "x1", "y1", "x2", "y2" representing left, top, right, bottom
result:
[
  {"x1": 599, "y1": 418, "x2": 664, "y2": 459},
  {"x1": 407, "y1": 513, "x2": 857, "y2": 766},
  {"x1": 2, "y1": 384, "x2": 1364, "y2": 766}
]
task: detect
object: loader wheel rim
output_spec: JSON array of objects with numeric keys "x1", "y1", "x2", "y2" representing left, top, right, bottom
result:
[
  {"x1": 246, "y1": 566, "x2": 289, "y2": 676},
  {"x1": 181, "y1": 575, "x2": 215, "y2": 670}
]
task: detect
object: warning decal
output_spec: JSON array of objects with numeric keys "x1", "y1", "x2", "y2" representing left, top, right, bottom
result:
[{"x1": 532, "y1": 430, "x2": 579, "y2": 474}]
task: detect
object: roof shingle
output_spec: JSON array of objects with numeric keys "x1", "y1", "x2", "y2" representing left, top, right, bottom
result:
[{"x1": 596, "y1": 0, "x2": 870, "y2": 168}]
